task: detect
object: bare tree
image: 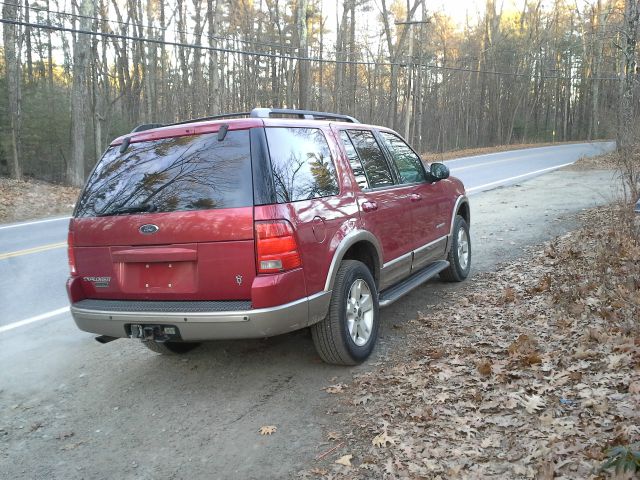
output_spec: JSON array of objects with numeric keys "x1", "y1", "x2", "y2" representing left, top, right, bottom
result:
[
  {"x1": 68, "y1": 0, "x2": 95, "y2": 186},
  {"x1": 2, "y1": 0, "x2": 23, "y2": 180}
]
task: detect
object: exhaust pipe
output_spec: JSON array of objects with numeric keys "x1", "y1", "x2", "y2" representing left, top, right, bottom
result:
[{"x1": 95, "y1": 335, "x2": 119, "y2": 344}]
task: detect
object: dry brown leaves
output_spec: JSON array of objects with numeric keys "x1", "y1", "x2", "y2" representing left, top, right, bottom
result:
[
  {"x1": 304, "y1": 204, "x2": 640, "y2": 479},
  {"x1": 0, "y1": 177, "x2": 80, "y2": 224}
]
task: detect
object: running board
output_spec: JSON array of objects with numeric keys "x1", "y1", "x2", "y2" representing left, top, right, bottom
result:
[{"x1": 378, "y1": 260, "x2": 449, "y2": 308}]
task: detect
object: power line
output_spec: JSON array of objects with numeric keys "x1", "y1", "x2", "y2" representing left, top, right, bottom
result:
[
  {"x1": 0, "y1": 17, "x2": 620, "y2": 81},
  {"x1": 0, "y1": 0, "x2": 297, "y2": 51},
  {"x1": 2, "y1": 0, "x2": 371, "y2": 58}
]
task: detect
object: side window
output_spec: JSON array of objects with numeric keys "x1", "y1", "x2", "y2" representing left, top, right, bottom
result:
[
  {"x1": 265, "y1": 127, "x2": 340, "y2": 202},
  {"x1": 379, "y1": 132, "x2": 426, "y2": 184},
  {"x1": 339, "y1": 131, "x2": 369, "y2": 190},
  {"x1": 346, "y1": 130, "x2": 394, "y2": 188}
]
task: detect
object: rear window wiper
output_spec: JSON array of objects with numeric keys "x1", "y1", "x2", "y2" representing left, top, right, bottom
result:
[{"x1": 96, "y1": 202, "x2": 159, "y2": 217}]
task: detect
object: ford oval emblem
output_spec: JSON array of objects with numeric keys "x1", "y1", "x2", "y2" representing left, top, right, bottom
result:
[{"x1": 139, "y1": 224, "x2": 159, "y2": 234}]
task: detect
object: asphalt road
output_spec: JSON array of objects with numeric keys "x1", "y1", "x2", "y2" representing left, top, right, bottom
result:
[{"x1": 0, "y1": 141, "x2": 618, "y2": 479}]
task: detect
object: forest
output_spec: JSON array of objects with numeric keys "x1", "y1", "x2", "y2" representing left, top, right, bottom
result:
[{"x1": 0, "y1": 0, "x2": 638, "y2": 186}]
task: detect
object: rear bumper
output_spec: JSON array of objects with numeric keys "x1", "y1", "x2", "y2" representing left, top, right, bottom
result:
[{"x1": 70, "y1": 292, "x2": 331, "y2": 341}]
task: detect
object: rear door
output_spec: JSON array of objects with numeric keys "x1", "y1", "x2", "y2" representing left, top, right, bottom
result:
[
  {"x1": 71, "y1": 127, "x2": 256, "y2": 301},
  {"x1": 256, "y1": 125, "x2": 353, "y2": 295},
  {"x1": 337, "y1": 128, "x2": 414, "y2": 290}
]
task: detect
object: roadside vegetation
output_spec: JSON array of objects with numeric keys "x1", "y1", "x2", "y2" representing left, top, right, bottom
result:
[
  {"x1": 0, "y1": 0, "x2": 631, "y2": 185},
  {"x1": 0, "y1": 177, "x2": 79, "y2": 224},
  {"x1": 305, "y1": 147, "x2": 640, "y2": 479}
]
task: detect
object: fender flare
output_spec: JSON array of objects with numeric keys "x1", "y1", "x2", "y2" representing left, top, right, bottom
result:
[
  {"x1": 323, "y1": 230, "x2": 383, "y2": 292},
  {"x1": 447, "y1": 195, "x2": 470, "y2": 250}
]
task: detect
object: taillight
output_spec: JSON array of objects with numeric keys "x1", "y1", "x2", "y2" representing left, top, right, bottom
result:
[
  {"x1": 255, "y1": 220, "x2": 302, "y2": 274},
  {"x1": 67, "y1": 226, "x2": 77, "y2": 276}
]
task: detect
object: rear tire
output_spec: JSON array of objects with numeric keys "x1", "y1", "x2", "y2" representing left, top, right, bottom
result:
[
  {"x1": 141, "y1": 340, "x2": 200, "y2": 355},
  {"x1": 311, "y1": 260, "x2": 379, "y2": 365},
  {"x1": 440, "y1": 215, "x2": 471, "y2": 282}
]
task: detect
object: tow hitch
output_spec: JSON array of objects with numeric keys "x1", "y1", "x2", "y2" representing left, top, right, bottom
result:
[{"x1": 128, "y1": 324, "x2": 180, "y2": 342}]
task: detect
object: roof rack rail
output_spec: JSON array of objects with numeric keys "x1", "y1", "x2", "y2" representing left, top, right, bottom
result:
[
  {"x1": 131, "y1": 123, "x2": 166, "y2": 133},
  {"x1": 170, "y1": 112, "x2": 251, "y2": 126},
  {"x1": 129, "y1": 109, "x2": 358, "y2": 133},
  {"x1": 250, "y1": 108, "x2": 359, "y2": 123}
]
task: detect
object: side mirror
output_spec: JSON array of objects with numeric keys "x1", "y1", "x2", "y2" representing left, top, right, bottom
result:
[{"x1": 430, "y1": 162, "x2": 450, "y2": 181}]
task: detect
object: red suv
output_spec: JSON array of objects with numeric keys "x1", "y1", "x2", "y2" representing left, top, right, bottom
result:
[{"x1": 67, "y1": 108, "x2": 470, "y2": 365}]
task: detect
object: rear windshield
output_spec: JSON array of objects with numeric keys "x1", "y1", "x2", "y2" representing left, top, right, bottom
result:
[{"x1": 75, "y1": 130, "x2": 252, "y2": 217}]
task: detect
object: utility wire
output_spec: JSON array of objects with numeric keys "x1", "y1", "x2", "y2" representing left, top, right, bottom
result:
[
  {"x1": 2, "y1": 0, "x2": 296, "y2": 51},
  {"x1": 2, "y1": 0, "x2": 370, "y2": 57},
  {"x1": 0, "y1": 18, "x2": 620, "y2": 81}
]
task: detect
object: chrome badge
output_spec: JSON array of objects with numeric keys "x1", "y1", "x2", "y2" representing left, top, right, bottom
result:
[
  {"x1": 236, "y1": 275, "x2": 243, "y2": 286},
  {"x1": 139, "y1": 224, "x2": 159, "y2": 234},
  {"x1": 83, "y1": 276, "x2": 111, "y2": 288}
]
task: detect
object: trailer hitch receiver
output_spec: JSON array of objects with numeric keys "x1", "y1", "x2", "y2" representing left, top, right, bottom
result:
[{"x1": 128, "y1": 324, "x2": 179, "y2": 342}]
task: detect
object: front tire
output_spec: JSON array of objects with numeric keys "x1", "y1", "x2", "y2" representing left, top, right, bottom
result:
[
  {"x1": 440, "y1": 215, "x2": 471, "y2": 282},
  {"x1": 141, "y1": 340, "x2": 200, "y2": 355},
  {"x1": 311, "y1": 260, "x2": 380, "y2": 365}
]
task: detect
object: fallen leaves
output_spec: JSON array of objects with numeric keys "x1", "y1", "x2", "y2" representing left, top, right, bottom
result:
[
  {"x1": 476, "y1": 358, "x2": 492, "y2": 376},
  {"x1": 517, "y1": 394, "x2": 547, "y2": 414},
  {"x1": 371, "y1": 431, "x2": 395, "y2": 448},
  {"x1": 324, "y1": 384, "x2": 346, "y2": 394},
  {"x1": 306, "y1": 204, "x2": 640, "y2": 479},
  {"x1": 334, "y1": 454, "x2": 352, "y2": 467},
  {"x1": 258, "y1": 425, "x2": 277, "y2": 435},
  {"x1": 0, "y1": 177, "x2": 80, "y2": 224}
]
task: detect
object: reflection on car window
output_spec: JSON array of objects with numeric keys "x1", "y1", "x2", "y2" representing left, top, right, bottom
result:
[
  {"x1": 339, "y1": 131, "x2": 369, "y2": 190},
  {"x1": 379, "y1": 132, "x2": 426, "y2": 184},
  {"x1": 265, "y1": 127, "x2": 339, "y2": 202},
  {"x1": 75, "y1": 131, "x2": 253, "y2": 217},
  {"x1": 346, "y1": 130, "x2": 394, "y2": 188}
]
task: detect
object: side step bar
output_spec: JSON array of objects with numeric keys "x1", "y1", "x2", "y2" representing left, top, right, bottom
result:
[{"x1": 378, "y1": 260, "x2": 449, "y2": 308}]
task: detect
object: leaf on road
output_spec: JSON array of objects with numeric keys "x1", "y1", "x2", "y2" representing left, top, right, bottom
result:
[
  {"x1": 258, "y1": 425, "x2": 277, "y2": 435},
  {"x1": 335, "y1": 454, "x2": 353, "y2": 466},
  {"x1": 324, "y1": 384, "x2": 346, "y2": 394},
  {"x1": 372, "y1": 431, "x2": 395, "y2": 448}
]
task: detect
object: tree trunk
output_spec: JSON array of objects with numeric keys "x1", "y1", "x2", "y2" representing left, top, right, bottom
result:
[
  {"x1": 68, "y1": 0, "x2": 95, "y2": 187},
  {"x1": 2, "y1": 0, "x2": 23, "y2": 180},
  {"x1": 617, "y1": 0, "x2": 639, "y2": 151},
  {"x1": 297, "y1": 0, "x2": 309, "y2": 109}
]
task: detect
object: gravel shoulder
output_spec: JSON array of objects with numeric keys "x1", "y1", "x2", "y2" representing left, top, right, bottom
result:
[{"x1": 0, "y1": 167, "x2": 622, "y2": 479}]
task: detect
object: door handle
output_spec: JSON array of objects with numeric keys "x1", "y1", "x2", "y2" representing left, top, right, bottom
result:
[
  {"x1": 361, "y1": 201, "x2": 378, "y2": 212},
  {"x1": 410, "y1": 194, "x2": 422, "y2": 202}
]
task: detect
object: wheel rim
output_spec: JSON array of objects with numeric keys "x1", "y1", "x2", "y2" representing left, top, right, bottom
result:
[
  {"x1": 457, "y1": 227, "x2": 470, "y2": 270},
  {"x1": 346, "y1": 279, "x2": 374, "y2": 347}
]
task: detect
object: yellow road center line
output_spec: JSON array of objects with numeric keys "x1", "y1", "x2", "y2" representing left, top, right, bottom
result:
[{"x1": 0, "y1": 241, "x2": 67, "y2": 260}]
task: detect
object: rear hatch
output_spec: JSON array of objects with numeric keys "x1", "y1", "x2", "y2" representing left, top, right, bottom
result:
[{"x1": 71, "y1": 126, "x2": 256, "y2": 301}]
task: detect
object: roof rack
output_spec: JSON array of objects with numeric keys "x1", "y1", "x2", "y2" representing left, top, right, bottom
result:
[
  {"x1": 128, "y1": 108, "x2": 358, "y2": 133},
  {"x1": 250, "y1": 108, "x2": 359, "y2": 123}
]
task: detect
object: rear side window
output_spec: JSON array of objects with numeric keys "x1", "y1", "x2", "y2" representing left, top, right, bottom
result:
[
  {"x1": 339, "y1": 131, "x2": 369, "y2": 190},
  {"x1": 75, "y1": 130, "x2": 252, "y2": 217},
  {"x1": 346, "y1": 130, "x2": 394, "y2": 188},
  {"x1": 379, "y1": 132, "x2": 426, "y2": 184},
  {"x1": 265, "y1": 127, "x2": 339, "y2": 203}
]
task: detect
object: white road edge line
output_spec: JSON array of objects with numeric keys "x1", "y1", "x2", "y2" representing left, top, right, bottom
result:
[
  {"x1": 443, "y1": 141, "x2": 612, "y2": 164},
  {"x1": 0, "y1": 216, "x2": 71, "y2": 231},
  {"x1": 466, "y1": 161, "x2": 575, "y2": 194},
  {"x1": 0, "y1": 306, "x2": 70, "y2": 334}
]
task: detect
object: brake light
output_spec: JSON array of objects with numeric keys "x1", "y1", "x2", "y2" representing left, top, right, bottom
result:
[
  {"x1": 255, "y1": 220, "x2": 302, "y2": 273},
  {"x1": 67, "y1": 226, "x2": 77, "y2": 276}
]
